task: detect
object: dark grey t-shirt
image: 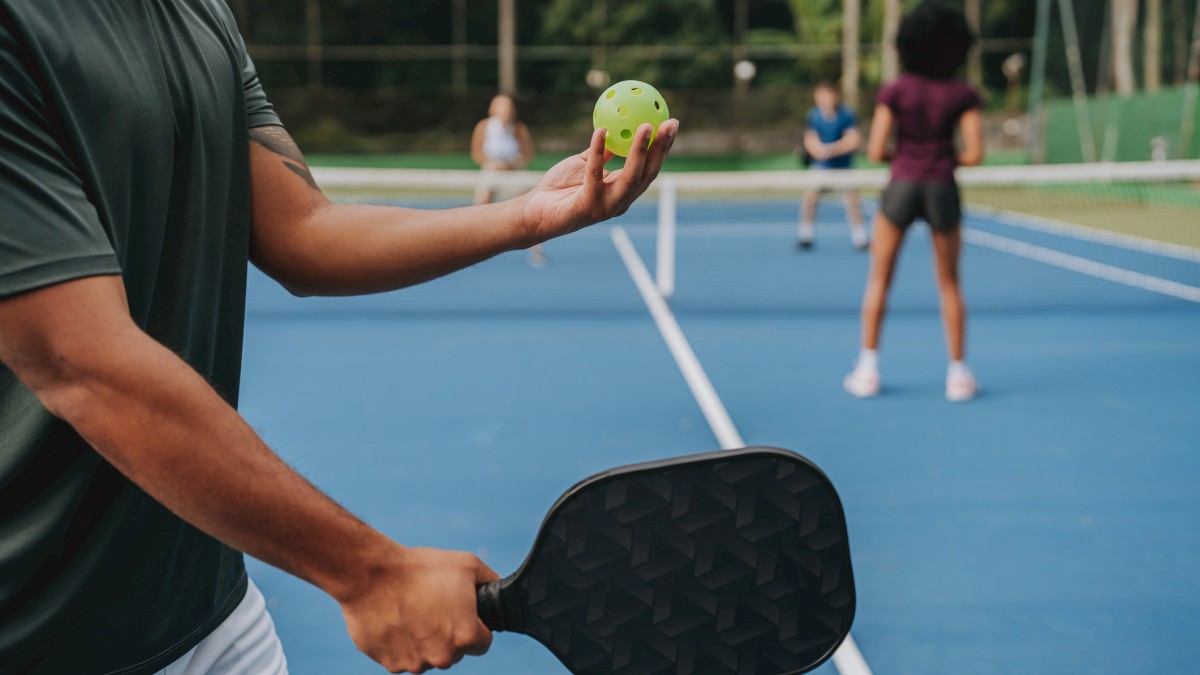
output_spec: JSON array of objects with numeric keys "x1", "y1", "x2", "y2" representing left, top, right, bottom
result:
[{"x1": 0, "y1": 1, "x2": 280, "y2": 671}]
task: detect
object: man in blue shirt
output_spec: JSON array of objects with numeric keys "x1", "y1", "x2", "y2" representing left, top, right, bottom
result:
[{"x1": 799, "y1": 82, "x2": 868, "y2": 250}]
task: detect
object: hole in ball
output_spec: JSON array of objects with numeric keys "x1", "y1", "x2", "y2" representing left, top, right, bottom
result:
[
  {"x1": 605, "y1": 90, "x2": 616, "y2": 99},
  {"x1": 620, "y1": 129, "x2": 633, "y2": 140},
  {"x1": 631, "y1": 87, "x2": 643, "y2": 95},
  {"x1": 654, "y1": 100, "x2": 661, "y2": 111},
  {"x1": 617, "y1": 105, "x2": 629, "y2": 118}
]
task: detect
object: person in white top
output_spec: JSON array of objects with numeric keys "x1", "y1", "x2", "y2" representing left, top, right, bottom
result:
[{"x1": 471, "y1": 95, "x2": 543, "y2": 266}]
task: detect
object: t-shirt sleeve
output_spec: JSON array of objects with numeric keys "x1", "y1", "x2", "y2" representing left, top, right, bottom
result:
[
  {"x1": 805, "y1": 108, "x2": 818, "y2": 130},
  {"x1": 0, "y1": 26, "x2": 120, "y2": 301},
  {"x1": 841, "y1": 107, "x2": 859, "y2": 131},
  {"x1": 237, "y1": 37, "x2": 281, "y2": 129},
  {"x1": 876, "y1": 82, "x2": 899, "y2": 111},
  {"x1": 214, "y1": 4, "x2": 281, "y2": 130},
  {"x1": 960, "y1": 83, "x2": 983, "y2": 115}
]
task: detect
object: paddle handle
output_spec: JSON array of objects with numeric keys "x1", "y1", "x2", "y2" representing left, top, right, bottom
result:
[{"x1": 476, "y1": 581, "x2": 513, "y2": 632}]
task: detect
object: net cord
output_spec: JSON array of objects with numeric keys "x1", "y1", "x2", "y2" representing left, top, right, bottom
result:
[{"x1": 312, "y1": 159, "x2": 1200, "y2": 193}]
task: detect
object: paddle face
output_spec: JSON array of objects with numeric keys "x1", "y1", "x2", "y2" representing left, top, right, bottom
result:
[{"x1": 477, "y1": 447, "x2": 855, "y2": 675}]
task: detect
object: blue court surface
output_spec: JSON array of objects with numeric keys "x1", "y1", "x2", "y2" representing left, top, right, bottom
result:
[{"x1": 238, "y1": 196, "x2": 1200, "y2": 674}]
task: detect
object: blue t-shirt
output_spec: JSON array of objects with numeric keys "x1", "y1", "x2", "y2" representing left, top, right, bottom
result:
[{"x1": 806, "y1": 105, "x2": 858, "y2": 169}]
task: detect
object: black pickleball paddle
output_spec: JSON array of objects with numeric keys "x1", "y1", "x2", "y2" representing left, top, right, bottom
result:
[{"x1": 476, "y1": 446, "x2": 855, "y2": 674}]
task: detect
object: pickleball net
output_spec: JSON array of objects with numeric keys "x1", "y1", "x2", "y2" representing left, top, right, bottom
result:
[
  {"x1": 246, "y1": 160, "x2": 1200, "y2": 317},
  {"x1": 645, "y1": 161, "x2": 1200, "y2": 313}
]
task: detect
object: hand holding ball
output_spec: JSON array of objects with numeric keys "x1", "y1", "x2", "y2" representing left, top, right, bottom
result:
[{"x1": 593, "y1": 80, "x2": 670, "y2": 158}]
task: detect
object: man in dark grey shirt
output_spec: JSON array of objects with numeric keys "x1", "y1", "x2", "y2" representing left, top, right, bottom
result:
[{"x1": 0, "y1": 1, "x2": 677, "y2": 672}]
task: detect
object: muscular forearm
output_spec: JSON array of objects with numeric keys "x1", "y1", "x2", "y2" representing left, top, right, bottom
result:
[
  {"x1": 802, "y1": 133, "x2": 824, "y2": 157},
  {"x1": 247, "y1": 126, "x2": 538, "y2": 297},
  {"x1": 250, "y1": 122, "x2": 677, "y2": 299},
  {"x1": 0, "y1": 275, "x2": 506, "y2": 672},
  {"x1": 256, "y1": 196, "x2": 530, "y2": 297},
  {"x1": 827, "y1": 131, "x2": 861, "y2": 156},
  {"x1": 34, "y1": 317, "x2": 393, "y2": 603}
]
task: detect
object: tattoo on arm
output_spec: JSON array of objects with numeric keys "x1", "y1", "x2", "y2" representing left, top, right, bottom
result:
[{"x1": 250, "y1": 125, "x2": 319, "y2": 191}]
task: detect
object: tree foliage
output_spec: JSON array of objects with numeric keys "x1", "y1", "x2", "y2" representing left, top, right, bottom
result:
[
  {"x1": 534, "y1": 0, "x2": 730, "y2": 92},
  {"x1": 237, "y1": 0, "x2": 1192, "y2": 100}
]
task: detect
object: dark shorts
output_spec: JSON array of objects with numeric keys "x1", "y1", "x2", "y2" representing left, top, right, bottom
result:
[{"x1": 880, "y1": 180, "x2": 962, "y2": 232}]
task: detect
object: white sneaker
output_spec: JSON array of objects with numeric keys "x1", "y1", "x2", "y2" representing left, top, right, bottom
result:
[
  {"x1": 946, "y1": 369, "x2": 979, "y2": 402},
  {"x1": 843, "y1": 367, "x2": 880, "y2": 398},
  {"x1": 851, "y1": 230, "x2": 869, "y2": 251}
]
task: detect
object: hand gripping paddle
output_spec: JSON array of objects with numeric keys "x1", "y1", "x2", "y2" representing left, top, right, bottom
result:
[{"x1": 476, "y1": 447, "x2": 855, "y2": 674}]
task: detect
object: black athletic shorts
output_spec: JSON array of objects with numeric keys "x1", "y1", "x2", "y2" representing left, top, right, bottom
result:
[{"x1": 880, "y1": 180, "x2": 962, "y2": 232}]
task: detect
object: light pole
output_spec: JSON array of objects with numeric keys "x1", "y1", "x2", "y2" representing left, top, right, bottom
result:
[
  {"x1": 305, "y1": 0, "x2": 323, "y2": 90},
  {"x1": 842, "y1": 0, "x2": 860, "y2": 110},
  {"x1": 453, "y1": 0, "x2": 467, "y2": 95},
  {"x1": 499, "y1": 0, "x2": 517, "y2": 96},
  {"x1": 733, "y1": 0, "x2": 750, "y2": 150}
]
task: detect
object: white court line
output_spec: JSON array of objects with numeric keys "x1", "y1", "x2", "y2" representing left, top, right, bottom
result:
[
  {"x1": 635, "y1": 211, "x2": 1199, "y2": 259},
  {"x1": 610, "y1": 226, "x2": 874, "y2": 675},
  {"x1": 965, "y1": 205, "x2": 1200, "y2": 263},
  {"x1": 620, "y1": 223, "x2": 875, "y2": 238},
  {"x1": 611, "y1": 227, "x2": 742, "y2": 448},
  {"x1": 966, "y1": 229, "x2": 1200, "y2": 303}
]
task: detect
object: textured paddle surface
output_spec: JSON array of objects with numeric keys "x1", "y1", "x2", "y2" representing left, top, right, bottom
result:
[{"x1": 515, "y1": 452, "x2": 854, "y2": 675}]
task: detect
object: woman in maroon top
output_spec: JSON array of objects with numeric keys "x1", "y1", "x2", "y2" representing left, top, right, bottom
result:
[{"x1": 844, "y1": 1, "x2": 985, "y2": 402}]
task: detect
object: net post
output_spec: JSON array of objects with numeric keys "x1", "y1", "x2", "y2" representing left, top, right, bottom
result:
[
  {"x1": 656, "y1": 174, "x2": 677, "y2": 300},
  {"x1": 1056, "y1": 0, "x2": 1098, "y2": 162}
]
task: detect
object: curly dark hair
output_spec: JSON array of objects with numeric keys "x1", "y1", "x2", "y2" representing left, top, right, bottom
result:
[{"x1": 897, "y1": 1, "x2": 976, "y2": 79}]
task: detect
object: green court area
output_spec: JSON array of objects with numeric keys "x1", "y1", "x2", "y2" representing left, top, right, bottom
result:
[{"x1": 964, "y1": 183, "x2": 1200, "y2": 250}]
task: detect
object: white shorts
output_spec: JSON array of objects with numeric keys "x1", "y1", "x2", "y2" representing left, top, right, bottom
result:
[
  {"x1": 156, "y1": 578, "x2": 288, "y2": 675},
  {"x1": 476, "y1": 167, "x2": 523, "y2": 201}
]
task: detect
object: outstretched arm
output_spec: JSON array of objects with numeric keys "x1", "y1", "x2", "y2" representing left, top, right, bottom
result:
[
  {"x1": 0, "y1": 275, "x2": 498, "y2": 672},
  {"x1": 249, "y1": 120, "x2": 677, "y2": 297}
]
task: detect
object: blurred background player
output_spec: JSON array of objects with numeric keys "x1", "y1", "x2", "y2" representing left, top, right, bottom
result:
[
  {"x1": 799, "y1": 82, "x2": 867, "y2": 251},
  {"x1": 843, "y1": 1, "x2": 984, "y2": 402},
  {"x1": 471, "y1": 94, "x2": 545, "y2": 267}
]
